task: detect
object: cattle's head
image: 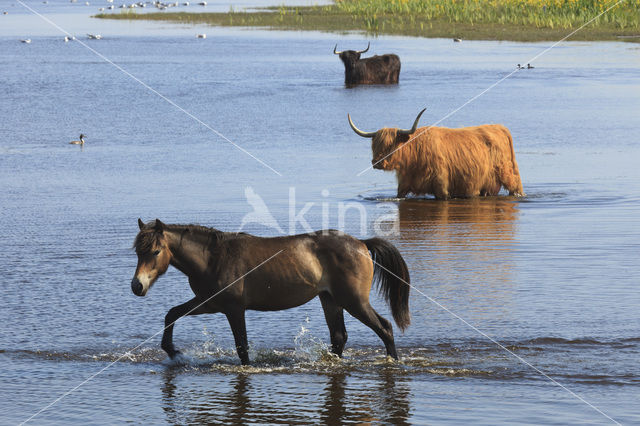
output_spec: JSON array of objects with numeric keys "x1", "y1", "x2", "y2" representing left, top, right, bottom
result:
[
  {"x1": 334, "y1": 42, "x2": 370, "y2": 67},
  {"x1": 348, "y1": 109, "x2": 426, "y2": 171}
]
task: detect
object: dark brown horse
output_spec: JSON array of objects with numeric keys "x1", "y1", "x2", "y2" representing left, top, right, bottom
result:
[{"x1": 131, "y1": 219, "x2": 411, "y2": 365}]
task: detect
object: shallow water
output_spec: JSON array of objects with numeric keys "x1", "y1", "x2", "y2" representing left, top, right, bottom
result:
[{"x1": 1, "y1": 2, "x2": 640, "y2": 425}]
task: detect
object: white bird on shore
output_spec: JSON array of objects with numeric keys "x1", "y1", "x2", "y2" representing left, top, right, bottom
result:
[
  {"x1": 197, "y1": 33, "x2": 206, "y2": 39},
  {"x1": 20, "y1": 39, "x2": 31, "y2": 43}
]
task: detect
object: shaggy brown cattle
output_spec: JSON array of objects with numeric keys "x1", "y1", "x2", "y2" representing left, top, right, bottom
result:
[
  {"x1": 348, "y1": 109, "x2": 525, "y2": 199},
  {"x1": 334, "y1": 42, "x2": 401, "y2": 87}
]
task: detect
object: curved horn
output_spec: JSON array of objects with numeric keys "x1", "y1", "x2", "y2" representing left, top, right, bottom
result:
[
  {"x1": 333, "y1": 44, "x2": 343, "y2": 55},
  {"x1": 357, "y1": 42, "x2": 370, "y2": 54},
  {"x1": 348, "y1": 113, "x2": 377, "y2": 138},
  {"x1": 397, "y1": 108, "x2": 426, "y2": 136}
]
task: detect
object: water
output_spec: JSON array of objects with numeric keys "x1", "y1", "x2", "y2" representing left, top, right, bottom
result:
[{"x1": 1, "y1": 2, "x2": 640, "y2": 424}]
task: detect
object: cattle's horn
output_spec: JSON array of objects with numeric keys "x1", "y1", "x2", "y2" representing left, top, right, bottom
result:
[
  {"x1": 356, "y1": 42, "x2": 370, "y2": 54},
  {"x1": 348, "y1": 114, "x2": 377, "y2": 138},
  {"x1": 397, "y1": 108, "x2": 427, "y2": 136},
  {"x1": 333, "y1": 44, "x2": 343, "y2": 55}
]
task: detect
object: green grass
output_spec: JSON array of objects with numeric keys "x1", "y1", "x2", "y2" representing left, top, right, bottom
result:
[{"x1": 95, "y1": 0, "x2": 640, "y2": 42}]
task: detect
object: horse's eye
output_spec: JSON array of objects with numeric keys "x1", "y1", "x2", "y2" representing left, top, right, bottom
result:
[{"x1": 152, "y1": 250, "x2": 161, "y2": 256}]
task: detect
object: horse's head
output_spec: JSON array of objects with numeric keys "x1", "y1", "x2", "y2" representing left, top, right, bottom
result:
[{"x1": 131, "y1": 218, "x2": 171, "y2": 296}]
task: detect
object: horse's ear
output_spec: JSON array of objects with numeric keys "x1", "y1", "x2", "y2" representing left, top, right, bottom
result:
[
  {"x1": 154, "y1": 219, "x2": 165, "y2": 233},
  {"x1": 138, "y1": 218, "x2": 145, "y2": 230}
]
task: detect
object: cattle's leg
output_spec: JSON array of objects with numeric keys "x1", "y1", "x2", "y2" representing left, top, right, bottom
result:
[
  {"x1": 345, "y1": 302, "x2": 398, "y2": 359},
  {"x1": 226, "y1": 308, "x2": 250, "y2": 365},
  {"x1": 498, "y1": 162, "x2": 525, "y2": 196},
  {"x1": 396, "y1": 187, "x2": 409, "y2": 199},
  {"x1": 319, "y1": 292, "x2": 348, "y2": 357},
  {"x1": 432, "y1": 175, "x2": 450, "y2": 200},
  {"x1": 162, "y1": 297, "x2": 206, "y2": 359}
]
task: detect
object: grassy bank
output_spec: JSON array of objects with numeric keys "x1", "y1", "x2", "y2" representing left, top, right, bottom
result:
[{"x1": 96, "y1": 0, "x2": 640, "y2": 42}]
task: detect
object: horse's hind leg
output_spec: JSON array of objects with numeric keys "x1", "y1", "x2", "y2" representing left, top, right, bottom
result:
[
  {"x1": 346, "y1": 302, "x2": 398, "y2": 359},
  {"x1": 319, "y1": 292, "x2": 348, "y2": 357}
]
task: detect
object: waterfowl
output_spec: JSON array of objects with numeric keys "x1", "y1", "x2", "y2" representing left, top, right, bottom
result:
[
  {"x1": 87, "y1": 33, "x2": 102, "y2": 39},
  {"x1": 453, "y1": 38, "x2": 461, "y2": 42},
  {"x1": 517, "y1": 64, "x2": 523, "y2": 69},
  {"x1": 196, "y1": 33, "x2": 206, "y2": 39},
  {"x1": 527, "y1": 63, "x2": 534, "y2": 69},
  {"x1": 64, "y1": 36, "x2": 70, "y2": 42},
  {"x1": 20, "y1": 39, "x2": 31, "y2": 44},
  {"x1": 69, "y1": 134, "x2": 85, "y2": 145}
]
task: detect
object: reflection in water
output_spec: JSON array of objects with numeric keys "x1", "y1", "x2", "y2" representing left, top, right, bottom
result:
[
  {"x1": 398, "y1": 198, "x2": 519, "y2": 242},
  {"x1": 321, "y1": 372, "x2": 348, "y2": 424},
  {"x1": 160, "y1": 367, "x2": 411, "y2": 424},
  {"x1": 390, "y1": 198, "x2": 521, "y2": 318},
  {"x1": 162, "y1": 369, "x2": 253, "y2": 424}
]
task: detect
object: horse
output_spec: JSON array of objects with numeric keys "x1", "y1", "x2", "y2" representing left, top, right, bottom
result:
[{"x1": 131, "y1": 219, "x2": 411, "y2": 365}]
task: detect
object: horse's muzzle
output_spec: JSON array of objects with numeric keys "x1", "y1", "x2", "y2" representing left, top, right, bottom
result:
[{"x1": 131, "y1": 278, "x2": 145, "y2": 297}]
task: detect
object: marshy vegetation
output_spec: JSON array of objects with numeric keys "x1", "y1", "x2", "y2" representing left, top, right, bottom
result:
[{"x1": 96, "y1": 0, "x2": 640, "y2": 41}]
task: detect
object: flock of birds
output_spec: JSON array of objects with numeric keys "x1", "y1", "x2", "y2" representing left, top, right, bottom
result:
[
  {"x1": 21, "y1": 32, "x2": 206, "y2": 43},
  {"x1": 11, "y1": 0, "x2": 210, "y2": 43},
  {"x1": 95, "y1": 0, "x2": 210, "y2": 12},
  {"x1": 4, "y1": 0, "x2": 209, "y2": 18}
]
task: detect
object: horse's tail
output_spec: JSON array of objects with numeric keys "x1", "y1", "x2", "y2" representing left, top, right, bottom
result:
[{"x1": 363, "y1": 238, "x2": 411, "y2": 331}]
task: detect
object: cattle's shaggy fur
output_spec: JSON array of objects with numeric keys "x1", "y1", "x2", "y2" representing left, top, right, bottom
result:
[
  {"x1": 371, "y1": 125, "x2": 524, "y2": 199},
  {"x1": 338, "y1": 51, "x2": 401, "y2": 87}
]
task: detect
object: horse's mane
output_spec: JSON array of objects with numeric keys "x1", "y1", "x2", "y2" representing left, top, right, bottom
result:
[{"x1": 134, "y1": 222, "x2": 244, "y2": 253}]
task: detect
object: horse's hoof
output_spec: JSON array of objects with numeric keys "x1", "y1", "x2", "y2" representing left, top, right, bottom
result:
[{"x1": 166, "y1": 351, "x2": 190, "y2": 366}]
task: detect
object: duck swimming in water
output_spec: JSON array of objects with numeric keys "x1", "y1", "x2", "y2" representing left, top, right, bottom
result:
[{"x1": 69, "y1": 134, "x2": 85, "y2": 145}]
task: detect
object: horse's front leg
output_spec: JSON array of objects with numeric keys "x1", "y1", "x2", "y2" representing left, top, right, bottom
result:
[
  {"x1": 225, "y1": 308, "x2": 249, "y2": 365},
  {"x1": 161, "y1": 298, "x2": 204, "y2": 359}
]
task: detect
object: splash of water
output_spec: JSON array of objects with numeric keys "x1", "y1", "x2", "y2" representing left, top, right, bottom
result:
[{"x1": 293, "y1": 320, "x2": 331, "y2": 362}]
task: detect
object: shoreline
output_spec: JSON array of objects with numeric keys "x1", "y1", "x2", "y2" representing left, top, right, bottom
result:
[{"x1": 95, "y1": 9, "x2": 640, "y2": 43}]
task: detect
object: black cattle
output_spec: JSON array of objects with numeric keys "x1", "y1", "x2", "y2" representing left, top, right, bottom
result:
[{"x1": 334, "y1": 42, "x2": 401, "y2": 87}]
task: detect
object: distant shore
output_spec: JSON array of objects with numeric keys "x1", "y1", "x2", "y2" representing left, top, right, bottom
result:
[{"x1": 95, "y1": 2, "x2": 640, "y2": 43}]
